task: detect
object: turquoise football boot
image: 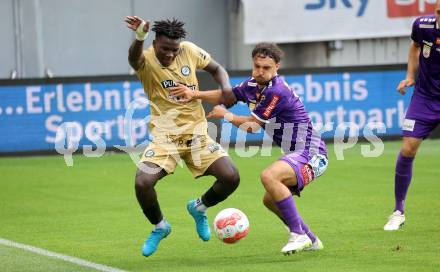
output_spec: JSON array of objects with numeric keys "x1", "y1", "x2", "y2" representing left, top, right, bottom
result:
[
  {"x1": 187, "y1": 200, "x2": 210, "y2": 241},
  {"x1": 142, "y1": 221, "x2": 171, "y2": 257}
]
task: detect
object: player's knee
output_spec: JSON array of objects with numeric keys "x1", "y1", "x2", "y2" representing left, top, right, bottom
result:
[
  {"x1": 134, "y1": 170, "x2": 156, "y2": 192},
  {"x1": 221, "y1": 167, "x2": 240, "y2": 190},
  {"x1": 400, "y1": 145, "x2": 417, "y2": 157},
  {"x1": 260, "y1": 170, "x2": 274, "y2": 189}
]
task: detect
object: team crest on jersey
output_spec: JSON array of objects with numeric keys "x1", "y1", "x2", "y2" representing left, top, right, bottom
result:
[
  {"x1": 423, "y1": 44, "x2": 431, "y2": 58},
  {"x1": 181, "y1": 66, "x2": 191, "y2": 76}
]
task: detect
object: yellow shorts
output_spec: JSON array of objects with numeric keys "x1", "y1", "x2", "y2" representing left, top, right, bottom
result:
[{"x1": 140, "y1": 134, "x2": 228, "y2": 178}]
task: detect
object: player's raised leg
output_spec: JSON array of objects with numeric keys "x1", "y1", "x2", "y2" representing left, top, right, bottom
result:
[
  {"x1": 260, "y1": 160, "x2": 312, "y2": 254},
  {"x1": 384, "y1": 137, "x2": 422, "y2": 231},
  {"x1": 187, "y1": 156, "x2": 240, "y2": 241},
  {"x1": 135, "y1": 162, "x2": 170, "y2": 257}
]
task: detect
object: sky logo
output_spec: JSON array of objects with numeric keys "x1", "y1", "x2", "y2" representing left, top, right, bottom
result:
[
  {"x1": 304, "y1": 0, "x2": 369, "y2": 17},
  {"x1": 387, "y1": 0, "x2": 437, "y2": 18}
]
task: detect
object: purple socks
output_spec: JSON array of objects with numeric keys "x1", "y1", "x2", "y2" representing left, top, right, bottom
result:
[
  {"x1": 276, "y1": 196, "x2": 304, "y2": 235},
  {"x1": 394, "y1": 152, "x2": 414, "y2": 213},
  {"x1": 300, "y1": 219, "x2": 317, "y2": 243}
]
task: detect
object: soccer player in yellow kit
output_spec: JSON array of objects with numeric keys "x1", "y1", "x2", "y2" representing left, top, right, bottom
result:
[{"x1": 124, "y1": 16, "x2": 240, "y2": 257}]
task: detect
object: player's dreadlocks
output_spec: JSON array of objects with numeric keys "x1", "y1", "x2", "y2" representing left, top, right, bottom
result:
[
  {"x1": 252, "y1": 43, "x2": 284, "y2": 64},
  {"x1": 152, "y1": 18, "x2": 187, "y2": 40}
]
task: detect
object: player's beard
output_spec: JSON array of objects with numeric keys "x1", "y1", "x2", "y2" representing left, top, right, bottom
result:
[{"x1": 255, "y1": 78, "x2": 269, "y2": 87}]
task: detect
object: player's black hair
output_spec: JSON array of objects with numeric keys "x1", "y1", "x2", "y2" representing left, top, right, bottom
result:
[
  {"x1": 252, "y1": 43, "x2": 284, "y2": 63},
  {"x1": 152, "y1": 18, "x2": 187, "y2": 40}
]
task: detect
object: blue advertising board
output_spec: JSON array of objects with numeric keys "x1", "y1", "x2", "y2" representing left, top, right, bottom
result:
[
  {"x1": 227, "y1": 70, "x2": 412, "y2": 141},
  {"x1": 0, "y1": 69, "x2": 412, "y2": 153},
  {"x1": 0, "y1": 81, "x2": 148, "y2": 153}
]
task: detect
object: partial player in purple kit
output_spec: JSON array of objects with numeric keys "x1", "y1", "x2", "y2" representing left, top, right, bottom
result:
[
  {"x1": 170, "y1": 43, "x2": 329, "y2": 254},
  {"x1": 384, "y1": 1, "x2": 440, "y2": 231}
]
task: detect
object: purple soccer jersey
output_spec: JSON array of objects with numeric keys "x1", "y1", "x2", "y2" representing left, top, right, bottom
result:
[
  {"x1": 232, "y1": 76, "x2": 327, "y2": 195},
  {"x1": 411, "y1": 16, "x2": 440, "y2": 99},
  {"x1": 232, "y1": 75, "x2": 326, "y2": 156},
  {"x1": 403, "y1": 16, "x2": 440, "y2": 139}
]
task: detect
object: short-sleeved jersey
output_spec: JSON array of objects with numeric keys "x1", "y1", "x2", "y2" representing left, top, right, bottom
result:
[
  {"x1": 411, "y1": 16, "x2": 440, "y2": 99},
  {"x1": 232, "y1": 75, "x2": 326, "y2": 156},
  {"x1": 136, "y1": 41, "x2": 211, "y2": 136}
]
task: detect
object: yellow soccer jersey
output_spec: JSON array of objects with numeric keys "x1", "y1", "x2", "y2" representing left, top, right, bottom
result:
[{"x1": 136, "y1": 41, "x2": 211, "y2": 137}]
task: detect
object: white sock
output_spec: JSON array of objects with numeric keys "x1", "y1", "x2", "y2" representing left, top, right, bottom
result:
[
  {"x1": 155, "y1": 219, "x2": 167, "y2": 229},
  {"x1": 195, "y1": 198, "x2": 207, "y2": 212}
]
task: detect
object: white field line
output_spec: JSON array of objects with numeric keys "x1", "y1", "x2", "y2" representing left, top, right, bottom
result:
[{"x1": 0, "y1": 238, "x2": 128, "y2": 272}]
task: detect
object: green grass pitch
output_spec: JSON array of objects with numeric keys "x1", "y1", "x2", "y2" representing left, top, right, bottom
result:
[{"x1": 0, "y1": 139, "x2": 439, "y2": 272}]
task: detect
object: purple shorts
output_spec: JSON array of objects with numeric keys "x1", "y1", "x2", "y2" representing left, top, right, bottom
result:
[
  {"x1": 280, "y1": 152, "x2": 322, "y2": 197},
  {"x1": 402, "y1": 94, "x2": 440, "y2": 139}
]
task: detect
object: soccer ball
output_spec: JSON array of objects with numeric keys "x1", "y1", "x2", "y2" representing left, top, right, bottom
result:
[{"x1": 213, "y1": 208, "x2": 249, "y2": 244}]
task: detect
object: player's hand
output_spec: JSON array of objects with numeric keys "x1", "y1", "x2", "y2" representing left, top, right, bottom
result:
[
  {"x1": 124, "y1": 16, "x2": 149, "y2": 32},
  {"x1": 207, "y1": 105, "x2": 230, "y2": 119},
  {"x1": 169, "y1": 83, "x2": 197, "y2": 103},
  {"x1": 396, "y1": 78, "x2": 415, "y2": 95}
]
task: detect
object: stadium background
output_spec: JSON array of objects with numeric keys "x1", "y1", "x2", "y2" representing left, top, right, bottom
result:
[{"x1": 1, "y1": 0, "x2": 439, "y2": 154}]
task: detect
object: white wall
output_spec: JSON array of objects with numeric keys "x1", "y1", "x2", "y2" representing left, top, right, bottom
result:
[
  {"x1": 0, "y1": 0, "x2": 16, "y2": 78},
  {"x1": 227, "y1": 0, "x2": 410, "y2": 70},
  {"x1": 0, "y1": 0, "x2": 411, "y2": 79},
  {"x1": 0, "y1": 0, "x2": 229, "y2": 79}
]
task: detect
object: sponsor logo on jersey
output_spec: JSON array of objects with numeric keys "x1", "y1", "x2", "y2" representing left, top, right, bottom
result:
[
  {"x1": 301, "y1": 164, "x2": 314, "y2": 186},
  {"x1": 181, "y1": 65, "x2": 191, "y2": 76},
  {"x1": 160, "y1": 80, "x2": 196, "y2": 90},
  {"x1": 423, "y1": 40, "x2": 433, "y2": 46},
  {"x1": 161, "y1": 80, "x2": 197, "y2": 101},
  {"x1": 387, "y1": 0, "x2": 436, "y2": 18},
  {"x1": 420, "y1": 24, "x2": 435, "y2": 28},
  {"x1": 262, "y1": 95, "x2": 280, "y2": 118},
  {"x1": 161, "y1": 80, "x2": 177, "y2": 89}
]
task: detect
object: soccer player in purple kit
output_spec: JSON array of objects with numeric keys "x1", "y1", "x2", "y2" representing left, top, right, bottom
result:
[
  {"x1": 384, "y1": 1, "x2": 440, "y2": 231},
  {"x1": 170, "y1": 43, "x2": 329, "y2": 254}
]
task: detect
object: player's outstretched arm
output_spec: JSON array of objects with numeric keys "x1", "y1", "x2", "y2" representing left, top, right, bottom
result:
[
  {"x1": 203, "y1": 60, "x2": 237, "y2": 107},
  {"x1": 125, "y1": 16, "x2": 149, "y2": 71},
  {"x1": 397, "y1": 41, "x2": 420, "y2": 95},
  {"x1": 207, "y1": 105, "x2": 263, "y2": 133},
  {"x1": 169, "y1": 84, "x2": 224, "y2": 105}
]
